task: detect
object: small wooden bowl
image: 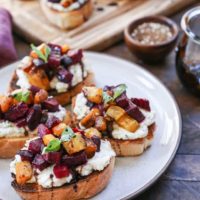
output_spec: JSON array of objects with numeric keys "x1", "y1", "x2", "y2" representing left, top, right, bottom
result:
[{"x1": 124, "y1": 16, "x2": 179, "y2": 63}]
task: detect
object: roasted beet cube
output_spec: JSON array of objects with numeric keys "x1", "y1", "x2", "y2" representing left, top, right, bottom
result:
[
  {"x1": 48, "y1": 54, "x2": 60, "y2": 69},
  {"x1": 91, "y1": 136, "x2": 101, "y2": 152},
  {"x1": 42, "y1": 98, "x2": 59, "y2": 112},
  {"x1": 38, "y1": 124, "x2": 51, "y2": 138},
  {"x1": 32, "y1": 154, "x2": 50, "y2": 171},
  {"x1": 57, "y1": 68, "x2": 73, "y2": 83},
  {"x1": 67, "y1": 49, "x2": 83, "y2": 64},
  {"x1": 125, "y1": 101, "x2": 145, "y2": 123},
  {"x1": 29, "y1": 85, "x2": 40, "y2": 95},
  {"x1": 28, "y1": 138, "x2": 43, "y2": 154},
  {"x1": 5, "y1": 103, "x2": 29, "y2": 122},
  {"x1": 131, "y1": 98, "x2": 151, "y2": 111},
  {"x1": 18, "y1": 150, "x2": 34, "y2": 162},
  {"x1": 45, "y1": 116, "x2": 61, "y2": 129},
  {"x1": 53, "y1": 164, "x2": 70, "y2": 178},
  {"x1": 43, "y1": 152, "x2": 61, "y2": 164},
  {"x1": 26, "y1": 105, "x2": 42, "y2": 130},
  {"x1": 62, "y1": 151, "x2": 87, "y2": 167},
  {"x1": 115, "y1": 92, "x2": 129, "y2": 109},
  {"x1": 48, "y1": 43, "x2": 62, "y2": 55},
  {"x1": 61, "y1": 55, "x2": 73, "y2": 68},
  {"x1": 15, "y1": 118, "x2": 27, "y2": 127}
]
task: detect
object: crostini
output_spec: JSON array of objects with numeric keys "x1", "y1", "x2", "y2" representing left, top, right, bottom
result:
[
  {"x1": 40, "y1": 0, "x2": 93, "y2": 29},
  {"x1": 9, "y1": 43, "x2": 94, "y2": 105},
  {"x1": 0, "y1": 87, "x2": 71, "y2": 158},
  {"x1": 72, "y1": 84, "x2": 156, "y2": 156},
  {"x1": 10, "y1": 123, "x2": 115, "y2": 200}
]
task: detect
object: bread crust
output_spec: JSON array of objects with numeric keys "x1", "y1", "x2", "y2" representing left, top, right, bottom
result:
[
  {"x1": 12, "y1": 157, "x2": 115, "y2": 200},
  {"x1": 40, "y1": 0, "x2": 93, "y2": 29},
  {"x1": 0, "y1": 110, "x2": 72, "y2": 158},
  {"x1": 9, "y1": 72, "x2": 95, "y2": 106},
  {"x1": 107, "y1": 124, "x2": 156, "y2": 156}
]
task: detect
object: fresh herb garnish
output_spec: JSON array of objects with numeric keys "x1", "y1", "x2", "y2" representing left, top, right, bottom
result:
[
  {"x1": 30, "y1": 44, "x2": 51, "y2": 63},
  {"x1": 103, "y1": 84, "x2": 127, "y2": 104},
  {"x1": 61, "y1": 126, "x2": 76, "y2": 142},
  {"x1": 113, "y1": 84, "x2": 127, "y2": 99},
  {"x1": 45, "y1": 139, "x2": 61, "y2": 152},
  {"x1": 12, "y1": 90, "x2": 30, "y2": 103}
]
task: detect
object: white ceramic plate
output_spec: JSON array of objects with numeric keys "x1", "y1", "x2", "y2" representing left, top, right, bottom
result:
[{"x1": 0, "y1": 52, "x2": 181, "y2": 200}]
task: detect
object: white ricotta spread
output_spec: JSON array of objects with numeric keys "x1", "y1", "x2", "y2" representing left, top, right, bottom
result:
[
  {"x1": 76, "y1": 140, "x2": 115, "y2": 176},
  {"x1": 112, "y1": 109, "x2": 155, "y2": 140},
  {"x1": 74, "y1": 92, "x2": 90, "y2": 120},
  {"x1": 46, "y1": 0, "x2": 87, "y2": 12},
  {"x1": 0, "y1": 121, "x2": 25, "y2": 138},
  {"x1": 37, "y1": 165, "x2": 72, "y2": 188},
  {"x1": 18, "y1": 56, "x2": 32, "y2": 69},
  {"x1": 50, "y1": 77, "x2": 69, "y2": 93},
  {"x1": 16, "y1": 69, "x2": 31, "y2": 90},
  {"x1": 48, "y1": 105, "x2": 66, "y2": 121}
]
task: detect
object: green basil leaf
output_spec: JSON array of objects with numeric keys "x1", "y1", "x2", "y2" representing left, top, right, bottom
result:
[
  {"x1": 103, "y1": 91, "x2": 113, "y2": 104},
  {"x1": 45, "y1": 139, "x2": 61, "y2": 152},
  {"x1": 13, "y1": 91, "x2": 30, "y2": 103},
  {"x1": 61, "y1": 126, "x2": 76, "y2": 142},
  {"x1": 113, "y1": 84, "x2": 127, "y2": 99},
  {"x1": 30, "y1": 44, "x2": 51, "y2": 63}
]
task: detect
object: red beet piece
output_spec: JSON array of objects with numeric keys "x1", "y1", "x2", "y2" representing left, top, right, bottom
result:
[
  {"x1": 125, "y1": 100, "x2": 145, "y2": 123},
  {"x1": 26, "y1": 105, "x2": 42, "y2": 130},
  {"x1": 38, "y1": 124, "x2": 51, "y2": 138},
  {"x1": 45, "y1": 116, "x2": 61, "y2": 129},
  {"x1": 48, "y1": 54, "x2": 60, "y2": 69},
  {"x1": 16, "y1": 118, "x2": 27, "y2": 127},
  {"x1": 72, "y1": 127, "x2": 84, "y2": 135},
  {"x1": 43, "y1": 152, "x2": 61, "y2": 164},
  {"x1": 67, "y1": 49, "x2": 83, "y2": 64},
  {"x1": 32, "y1": 154, "x2": 50, "y2": 171},
  {"x1": 48, "y1": 43, "x2": 62, "y2": 55},
  {"x1": 131, "y1": 98, "x2": 151, "y2": 111},
  {"x1": 53, "y1": 164, "x2": 70, "y2": 178},
  {"x1": 28, "y1": 138, "x2": 43, "y2": 154},
  {"x1": 42, "y1": 98, "x2": 59, "y2": 112},
  {"x1": 18, "y1": 150, "x2": 34, "y2": 162},
  {"x1": 57, "y1": 68, "x2": 73, "y2": 83},
  {"x1": 115, "y1": 92, "x2": 129, "y2": 109},
  {"x1": 61, "y1": 55, "x2": 73, "y2": 68},
  {"x1": 62, "y1": 151, "x2": 87, "y2": 167},
  {"x1": 29, "y1": 85, "x2": 40, "y2": 95},
  {"x1": 5, "y1": 103, "x2": 28, "y2": 122},
  {"x1": 91, "y1": 136, "x2": 101, "y2": 152}
]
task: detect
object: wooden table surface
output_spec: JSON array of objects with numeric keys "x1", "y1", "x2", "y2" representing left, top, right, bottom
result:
[{"x1": 13, "y1": 4, "x2": 200, "y2": 200}]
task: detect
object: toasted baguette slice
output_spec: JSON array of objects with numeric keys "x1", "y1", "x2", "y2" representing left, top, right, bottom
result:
[
  {"x1": 9, "y1": 72, "x2": 95, "y2": 106},
  {"x1": 12, "y1": 157, "x2": 115, "y2": 200},
  {"x1": 0, "y1": 110, "x2": 72, "y2": 158},
  {"x1": 40, "y1": 0, "x2": 93, "y2": 29},
  {"x1": 107, "y1": 124, "x2": 155, "y2": 156}
]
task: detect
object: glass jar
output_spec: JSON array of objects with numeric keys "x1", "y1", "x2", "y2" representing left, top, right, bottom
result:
[{"x1": 176, "y1": 6, "x2": 200, "y2": 96}]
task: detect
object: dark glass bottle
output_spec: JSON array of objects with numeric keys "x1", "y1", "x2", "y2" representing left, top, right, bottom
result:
[{"x1": 176, "y1": 7, "x2": 200, "y2": 96}]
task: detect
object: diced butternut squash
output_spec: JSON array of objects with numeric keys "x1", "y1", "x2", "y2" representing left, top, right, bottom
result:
[
  {"x1": 80, "y1": 108, "x2": 100, "y2": 128},
  {"x1": 43, "y1": 134, "x2": 56, "y2": 146},
  {"x1": 52, "y1": 123, "x2": 67, "y2": 137},
  {"x1": 85, "y1": 127, "x2": 102, "y2": 139},
  {"x1": 0, "y1": 96, "x2": 13, "y2": 112},
  {"x1": 27, "y1": 69, "x2": 50, "y2": 90},
  {"x1": 63, "y1": 133, "x2": 86, "y2": 155},
  {"x1": 34, "y1": 89, "x2": 48, "y2": 104},
  {"x1": 16, "y1": 161, "x2": 33, "y2": 185},
  {"x1": 106, "y1": 106, "x2": 125, "y2": 121},
  {"x1": 85, "y1": 138, "x2": 97, "y2": 158},
  {"x1": 117, "y1": 114, "x2": 139, "y2": 132},
  {"x1": 95, "y1": 116, "x2": 107, "y2": 131},
  {"x1": 61, "y1": 44, "x2": 70, "y2": 54},
  {"x1": 83, "y1": 87, "x2": 103, "y2": 104}
]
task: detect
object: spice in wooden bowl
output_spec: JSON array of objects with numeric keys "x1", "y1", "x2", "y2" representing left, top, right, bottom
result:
[{"x1": 131, "y1": 22, "x2": 173, "y2": 45}]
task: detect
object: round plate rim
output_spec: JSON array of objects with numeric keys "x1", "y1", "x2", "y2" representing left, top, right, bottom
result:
[{"x1": 85, "y1": 51, "x2": 182, "y2": 200}]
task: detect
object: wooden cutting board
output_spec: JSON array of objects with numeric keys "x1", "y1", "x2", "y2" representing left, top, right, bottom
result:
[{"x1": 0, "y1": 0, "x2": 197, "y2": 50}]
